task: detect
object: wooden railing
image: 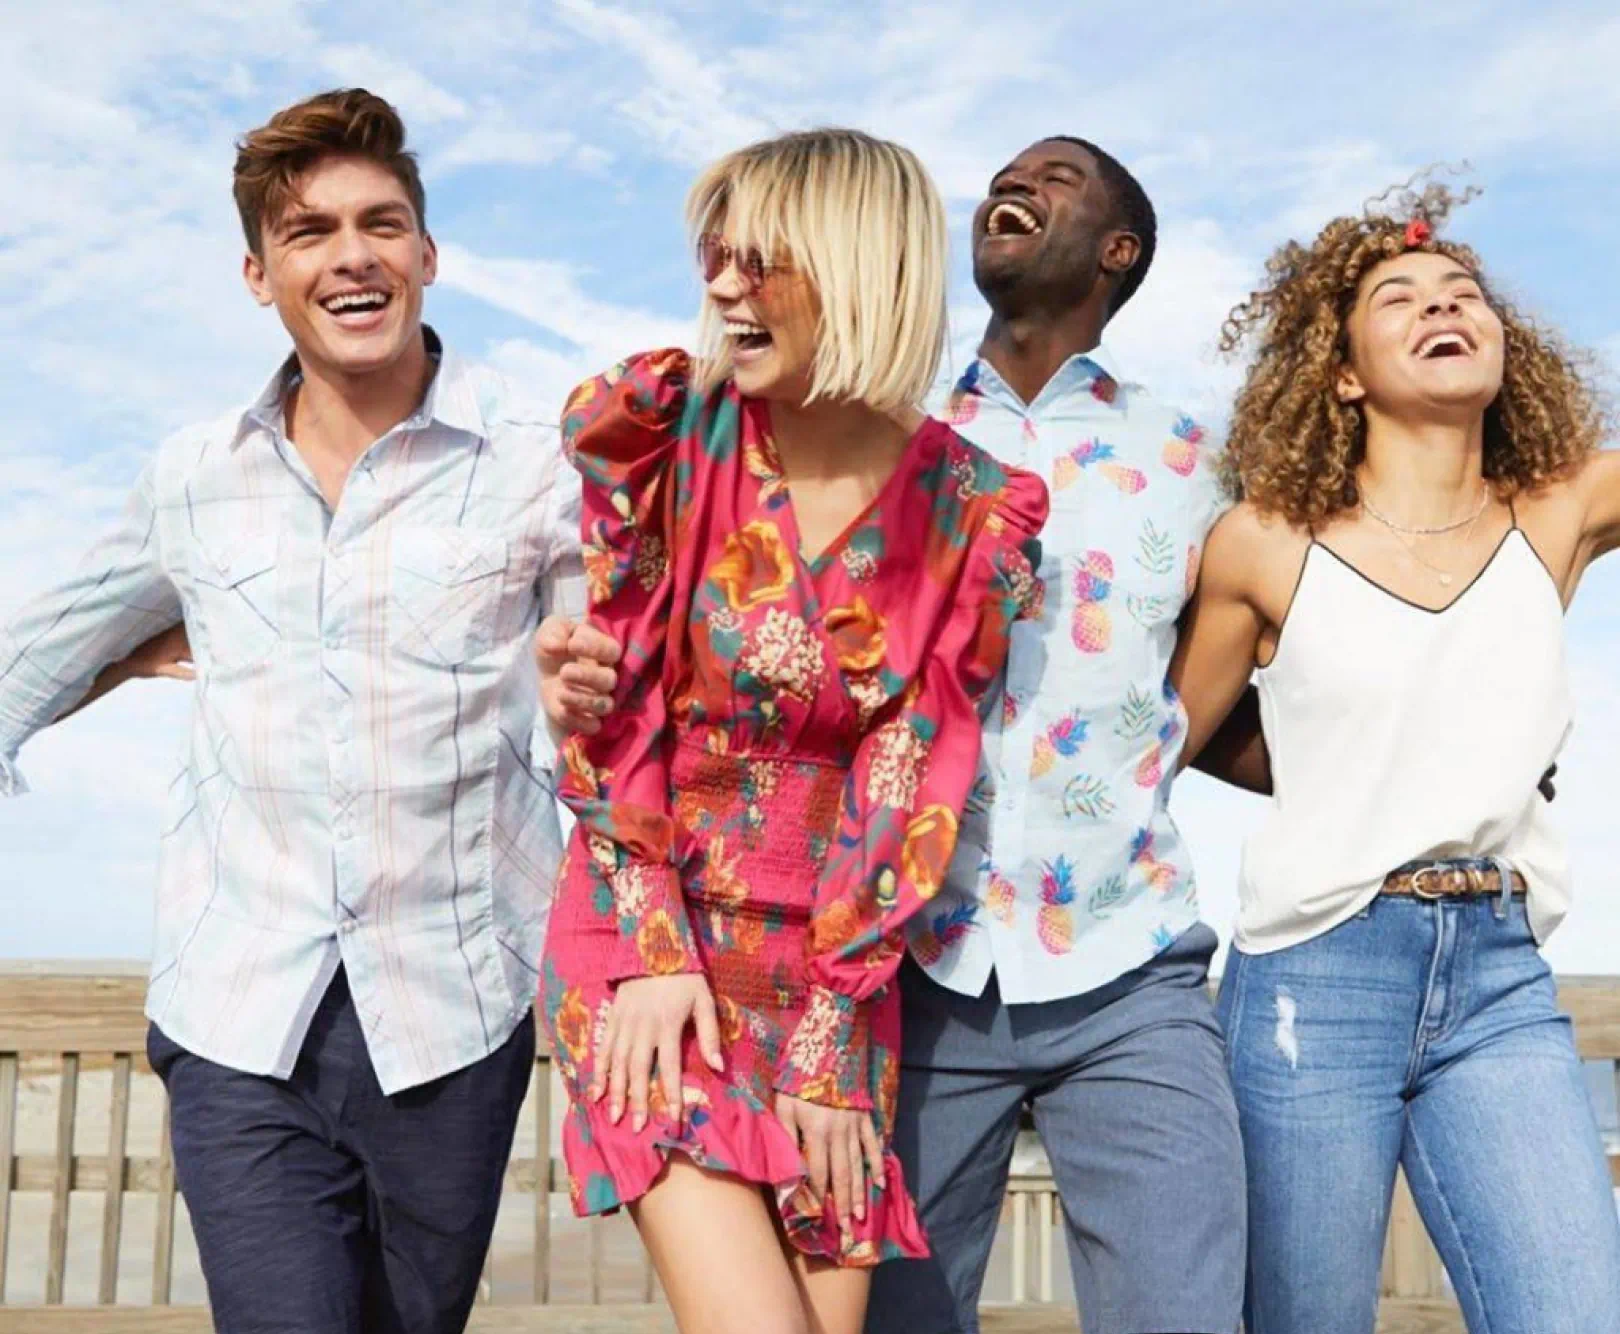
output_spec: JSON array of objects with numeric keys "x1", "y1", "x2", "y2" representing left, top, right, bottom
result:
[{"x1": 0, "y1": 964, "x2": 1615, "y2": 1333}]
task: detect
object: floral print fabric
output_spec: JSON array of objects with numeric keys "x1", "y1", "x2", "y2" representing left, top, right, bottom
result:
[{"x1": 540, "y1": 349, "x2": 1046, "y2": 1264}]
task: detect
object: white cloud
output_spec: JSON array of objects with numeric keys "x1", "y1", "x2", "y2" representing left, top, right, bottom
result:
[
  {"x1": 315, "y1": 44, "x2": 469, "y2": 123},
  {"x1": 429, "y1": 124, "x2": 578, "y2": 175},
  {"x1": 435, "y1": 242, "x2": 692, "y2": 370}
]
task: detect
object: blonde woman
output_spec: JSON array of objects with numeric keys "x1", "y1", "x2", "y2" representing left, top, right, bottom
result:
[
  {"x1": 538, "y1": 129, "x2": 1047, "y2": 1334},
  {"x1": 1171, "y1": 183, "x2": 1620, "y2": 1333}
]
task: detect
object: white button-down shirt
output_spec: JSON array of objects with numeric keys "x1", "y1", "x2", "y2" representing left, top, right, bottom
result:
[
  {"x1": 0, "y1": 330, "x2": 582, "y2": 1092},
  {"x1": 914, "y1": 348, "x2": 1228, "y2": 1002}
]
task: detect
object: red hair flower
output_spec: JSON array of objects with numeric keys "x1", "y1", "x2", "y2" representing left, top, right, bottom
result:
[{"x1": 1403, "y1": 218, "x2": 1432, "y2": 248}]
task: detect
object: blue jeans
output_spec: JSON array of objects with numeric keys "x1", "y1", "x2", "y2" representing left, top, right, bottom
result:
[{"x1": 1218, "y1": 890, "x2": 1620, "y2": 1334}]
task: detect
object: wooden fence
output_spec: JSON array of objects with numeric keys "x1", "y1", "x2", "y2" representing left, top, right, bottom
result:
[{"x1": 0, "y1": 963, "x2": 1615, "y2": 1333}]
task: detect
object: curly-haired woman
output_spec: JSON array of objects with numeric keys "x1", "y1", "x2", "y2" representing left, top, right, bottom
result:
[{"x1": 1170, "y1": 181, "x2": 1620, "y2": 1334}]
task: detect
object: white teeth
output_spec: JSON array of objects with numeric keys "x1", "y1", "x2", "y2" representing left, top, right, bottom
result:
[
  {"x1": 323, "y1": 291, "x2": 389, "y2": 313},
  {"x1": 1417, "y1": 332, "x2": 1470, "y2": 357},
  {"x1": 724, "y1": 320, "x2": 767, "y2": 337},
  {"x1": 987, "y1": 201, "x2": 1041, "y2": 237}
]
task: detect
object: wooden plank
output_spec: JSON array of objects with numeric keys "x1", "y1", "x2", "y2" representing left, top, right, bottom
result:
[
  {"x1": 1385, "y1": 1173, "x2": 1442, "y2": 1300},
  {"x1": 8, "y1": 1150, "x2": 559, "y2": 1197},
  {"x1": 45, "y1": 1053, "x2": 78, "y2": 1305},
  {"x1": 1375, "y1": 1298, "x2": 1467, "y2": 1333},
  {"x1": 0, "y1": 976, "x2": 149, "y2": 1054},
  {"x1": 0, "y1": 1053, "x2": 15, "y2": 1301},
  {"x1": 99, "y1": 1054, "x2": 133, "y2": 1304},
  {"x1": 589, "y1": 1215, "x2": 604, "y2": 1304},
  {"x1": 533, "y1": 1060, "x2": 551, "y2": 1304},
  {"x1": 1037, "y1": 1191, "x2": 1055, "y2": 1304},
  {"x1": 1010, "y1": 1191, "x2": 1028, "y2": 1303},
  {"x1": 1559, "y1": 978, "x2": 1620, "y2": 1059},
  {"x1": 151, "y1": 1099, "x2": 176, "y2": 1305},
  {"x1": 0, "y1": 1308, "x2": 682, "y2": 1333},
  {"x1": 0, "y1": 1310, "x2": 1099, "y2": 1334}
]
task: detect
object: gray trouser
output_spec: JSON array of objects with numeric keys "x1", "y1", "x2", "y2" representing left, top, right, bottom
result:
[{"x1": 866, "y1": 925, "x2": 1245, "y2": 1334}]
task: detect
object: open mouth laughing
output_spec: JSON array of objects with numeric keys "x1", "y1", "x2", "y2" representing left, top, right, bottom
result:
[
  {"x1": 319, "y1": 287, "x2": 393, "y2": 328},
  {"x1": 726, "y1": 318, "x2": 773, "y2": 358},
  {"x1": 983, "y1": 198, "x2": 1045, "y2": 240},
  {"x1": 1412, "y1": 326, "x2": 1476, "y2": 360}
]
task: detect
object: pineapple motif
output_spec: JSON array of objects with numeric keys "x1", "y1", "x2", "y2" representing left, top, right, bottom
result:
[
  {"x1": 1071, "y1": 551, "x2": 1114, "y2": 653},
  {"x1": 912, "y1": 902, "x2": 978, "y2": 966},
  {"x1": 1134, "y1": 715, "x2": 1182, "y2": 789},
  {"x1": 1130, "y1": 828, "x2": 1180, "y2": 896},
  {"x1": 1052, "y1": 440, "x2": 1146, "y2": 495},
  {"x1": 1162, "y1": 415, "x2": 1207, "y2": 476},
  {"x1": 945, "y1": 389, "x2": 979, "y2": 426},
  {"x1": 1031, "y1": 710, "x2": 1089, "y2": 778},
  {"x1": 1037, "y1": 857, "x2": 1078, "y2": 954},
  {"x1": 985, "y1": 864, "x2": 1019, "y2": 925}
]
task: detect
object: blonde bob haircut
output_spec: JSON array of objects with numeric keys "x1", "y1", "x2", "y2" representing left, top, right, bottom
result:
[{"x1": 686, "y1": 127, "x2": 949, "y2": 415}]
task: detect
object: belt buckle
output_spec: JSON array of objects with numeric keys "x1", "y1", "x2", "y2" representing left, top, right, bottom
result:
[{"x1": 1409, "y1": 865, "x2": 1447, "y2": 900}]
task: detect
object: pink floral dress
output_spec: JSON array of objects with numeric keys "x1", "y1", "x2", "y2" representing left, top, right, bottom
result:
[{"x1": 540, "y1": 349, "x2": 1047, "y2": 1265}]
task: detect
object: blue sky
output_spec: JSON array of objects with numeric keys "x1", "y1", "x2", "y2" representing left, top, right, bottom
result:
[{"x1": 3, "y1": 0, "x2": 1618, "y2": 969}]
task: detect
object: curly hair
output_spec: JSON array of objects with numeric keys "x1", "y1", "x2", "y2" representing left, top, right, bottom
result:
[{"x1": 1219, "y1": 175, "x2": 1608, "y2": 527}]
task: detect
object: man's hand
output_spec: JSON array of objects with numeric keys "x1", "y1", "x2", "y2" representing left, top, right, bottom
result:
[
  {"x1": 774, "y1": 1094, "x2": 885, "y2": 1231},
  {"x1": 534, "y1": 615, "x2": 620, "y2": 735}
]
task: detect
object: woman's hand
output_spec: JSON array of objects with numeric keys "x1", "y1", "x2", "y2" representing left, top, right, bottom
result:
[
  {"x1": 592, "y1": 972, "x2": 723, "y2": 1133},
  {"x1": 774, "y1": 1093, "x2": 885, "y2": 1232},
  {"x1": 533, "y1": 615, "x2": 620, "y2": 736}
]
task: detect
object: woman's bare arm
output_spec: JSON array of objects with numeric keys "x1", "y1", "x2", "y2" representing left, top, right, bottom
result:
[
  {"x1": 1171, "y1": 506, "x2": 1271, "y2": 773},
  {"x1": 1578, "y1": 450, "x2": 1620, "y2": 565}
]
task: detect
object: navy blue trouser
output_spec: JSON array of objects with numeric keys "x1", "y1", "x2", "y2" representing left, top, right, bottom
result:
[{"x1": 147, "y1": 969, "x2": 535, "y2": 1334}]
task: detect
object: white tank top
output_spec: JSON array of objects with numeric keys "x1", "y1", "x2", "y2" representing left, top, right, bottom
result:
[{"x1": 1237, "y1": 527, "x2": 1573, "y2": 954}]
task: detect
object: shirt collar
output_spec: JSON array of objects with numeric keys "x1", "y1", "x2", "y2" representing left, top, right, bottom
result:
[
  {"x1": 231, "y1": 326, "x2": 486, "y2": 447},
  {"x1": 953, "y1": 341, "x2": 1128, "y2": 412}
]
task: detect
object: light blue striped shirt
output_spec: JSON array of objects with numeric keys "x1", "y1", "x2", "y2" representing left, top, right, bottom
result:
[{"x1": 0, "y1": 331, "x2": 582, "y2": 1091}]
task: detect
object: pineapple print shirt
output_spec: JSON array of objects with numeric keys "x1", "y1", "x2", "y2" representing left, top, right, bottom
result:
[{"x1": 914, "y1": 348, "x2": 1229, "y2": 1002}]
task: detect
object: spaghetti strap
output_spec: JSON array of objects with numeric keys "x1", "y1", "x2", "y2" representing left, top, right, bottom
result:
[{"x1": 1507, "y1": 494, "x2": 1519, "y2": 530}]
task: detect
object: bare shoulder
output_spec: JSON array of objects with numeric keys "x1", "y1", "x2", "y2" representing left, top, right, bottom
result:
[
  {"x1": 1576, "y1": 449, "x2": 1620, "y2": 506},
  {"x1": 1203, "y1": 500, "x2": 1304, "y2": 577}
]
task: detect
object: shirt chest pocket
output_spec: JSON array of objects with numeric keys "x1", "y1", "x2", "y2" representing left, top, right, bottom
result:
[
  {"x1": 188, "y1": 532, "x2": 282, "y2": 671},
  {"x1": 388, "y1": 526, "x2": 509, "y2": 665}
]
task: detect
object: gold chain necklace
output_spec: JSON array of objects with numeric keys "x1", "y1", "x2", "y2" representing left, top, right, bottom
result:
[{"x1": 1372, "y1": 497, "x2": 1489, "y2": 588}]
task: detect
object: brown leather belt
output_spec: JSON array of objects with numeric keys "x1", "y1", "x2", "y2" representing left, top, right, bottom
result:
[{"x1": 1381, "y1": 863, "x2": 1526, "y2": 900}]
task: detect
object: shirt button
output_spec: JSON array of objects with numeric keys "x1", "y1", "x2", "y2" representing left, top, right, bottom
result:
[
  {"x1": 325, "y1": 633, "x2": 343, "y2": 651},
  {"x1": 340, "y1": 919, "x2": 357, "y2": 935}
]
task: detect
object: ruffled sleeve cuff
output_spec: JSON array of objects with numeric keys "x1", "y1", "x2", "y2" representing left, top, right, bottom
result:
[
  {"x1": 774, "y1": 985, "x2": 874, "y2": 1111},
  {"x1": 601, "y1": 857, "x2": 705, "y2": 984}
]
